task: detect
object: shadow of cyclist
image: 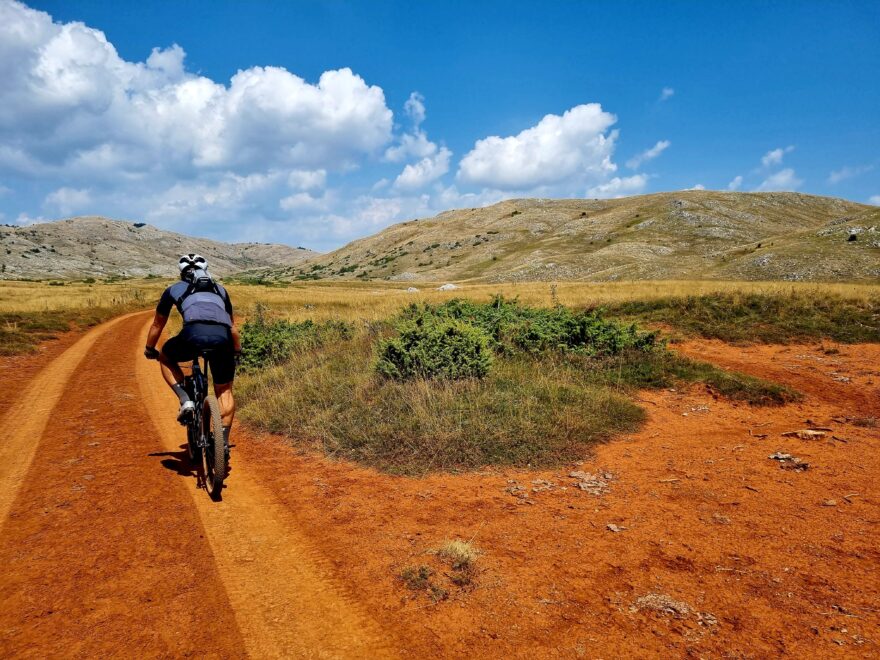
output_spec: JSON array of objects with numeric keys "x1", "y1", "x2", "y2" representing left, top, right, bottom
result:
[
  {"x1": 148, "y1": 445, "x2": 197, "y2": 478},
  {"x1": 148, "y1": 444, "x2": 234, "y2": 482}
]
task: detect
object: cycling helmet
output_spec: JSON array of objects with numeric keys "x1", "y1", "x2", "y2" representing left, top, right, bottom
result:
[{"x1": 178, "y1": 253, "x2": 208, "y2": 279}]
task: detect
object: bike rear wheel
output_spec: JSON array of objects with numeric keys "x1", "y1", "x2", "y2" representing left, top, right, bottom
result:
[{"x1": 201, "y1": 395, "x2": 226, "y2": 499}]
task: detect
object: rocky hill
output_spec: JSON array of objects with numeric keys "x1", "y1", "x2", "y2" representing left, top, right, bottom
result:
[
  {"x1": 271, "y1": 191, "x2": 879, "y2": 283},
  {"x1": 0, "y1": 216, "x2": 318, "y2": 279}
]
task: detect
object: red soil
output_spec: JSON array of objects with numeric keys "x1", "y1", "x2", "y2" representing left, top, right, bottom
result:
[{"x1": 1, "y1": 315, "x2": 877, "y2": 657}]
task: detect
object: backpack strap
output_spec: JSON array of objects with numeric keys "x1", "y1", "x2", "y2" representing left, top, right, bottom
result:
[
  {"x1": 175, "y1": 281, "x2": 198, "y2": 309},
  {"x1": 174, "y1": 278, "x2": 224, "y2": 313}
]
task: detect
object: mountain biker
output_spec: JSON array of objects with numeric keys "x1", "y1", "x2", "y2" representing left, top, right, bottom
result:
[{"x1": 143, "y1": 254, "x2": 241, "y2": 450}]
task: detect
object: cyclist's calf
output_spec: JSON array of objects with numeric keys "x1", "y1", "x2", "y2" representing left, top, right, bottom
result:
[{"x1": 214, "y1": 381, "x2": 235, "y2": 428}]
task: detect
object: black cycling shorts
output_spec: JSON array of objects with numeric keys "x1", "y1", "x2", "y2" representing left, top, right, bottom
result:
[{"x1": 161, "y1": 322, "x2": 236, "y2": 385}]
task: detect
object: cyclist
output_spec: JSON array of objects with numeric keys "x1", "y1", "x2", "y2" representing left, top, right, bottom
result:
[{"x1": 143, "y1": 254, "x2": 240, "y2": 450}]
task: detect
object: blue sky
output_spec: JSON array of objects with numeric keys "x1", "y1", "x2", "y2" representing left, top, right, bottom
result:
[{"x1": 1, "y1": 1, "x2": 878, "y2": 250}]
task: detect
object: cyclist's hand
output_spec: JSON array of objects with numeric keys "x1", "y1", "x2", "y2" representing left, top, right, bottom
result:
[
  {"x1": 144, "y1": 346, "x2": 160, "y2": 360},
  {"x1": 234, "y1": 351, "x2": 242, "y2": 367}
]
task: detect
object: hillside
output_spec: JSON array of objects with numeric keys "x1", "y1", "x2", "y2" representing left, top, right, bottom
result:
[
  {"x1": 0, "y1": 216, "x2": 318, "y2": 279},
  {"x1": 273, "y1": 191, "x2": 879, "y2": 283}
]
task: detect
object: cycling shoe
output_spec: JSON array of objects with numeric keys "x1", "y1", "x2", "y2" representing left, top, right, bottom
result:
[{"x1": 177, "y1": 400, "x2": 195, "y2": 424}]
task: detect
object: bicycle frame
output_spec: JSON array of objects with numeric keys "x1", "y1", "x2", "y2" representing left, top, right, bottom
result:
[{"x1": 189, "y1": 353, "x2": 211, "y2": 449}]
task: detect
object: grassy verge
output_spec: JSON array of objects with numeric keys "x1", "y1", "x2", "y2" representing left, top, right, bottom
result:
[
  {"x1": 0, "y1": 278, "x2": 164, "y2": 355},
  {"x1": 237, "y1": 298, "x2": 797, "y2": 475},
  {"x1": 607, "y1": 291, "x2": 880, "y2": 344},
  {"x1": 0, "y1": 305, "x2": 143, "y2": 355}
]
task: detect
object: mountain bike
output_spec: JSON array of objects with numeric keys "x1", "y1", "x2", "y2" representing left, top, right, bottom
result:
[{"x1": 183, "y1": 350, "x2": 227, "y2": 499}]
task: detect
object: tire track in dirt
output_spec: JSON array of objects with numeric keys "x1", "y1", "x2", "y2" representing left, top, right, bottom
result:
[
  {"x1": 0, "y1": 312, "x2": 136, "y2": 532},
  {"x1": 0, "y1": 311, "x2": 246, "y2": 658},
  {"x1": 134, "y1": 316, "x2": 397, "y2": 658}
]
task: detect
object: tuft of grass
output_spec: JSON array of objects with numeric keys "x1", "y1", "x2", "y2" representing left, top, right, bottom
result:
[
  {"x1": 436, "y1": 539, "x2": 479, "y2": 570},
  {"x1": 428, "y1": 585, "x2": 449, "y2": 602},
  {"x1": 398, "y1": 565, "x2": 450, "y2": 602},
  {"x1": 399, "y1": 565, "x2": 433, "y2": 591},
  {"x1": 608, "y1": 291, "x2": 880, "y2": 344},
  {"x1": 437, "y1": 539, "x2": 480, "y2": 588}
]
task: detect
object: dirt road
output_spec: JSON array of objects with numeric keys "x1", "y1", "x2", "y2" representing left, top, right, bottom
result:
[
  {"x1": 1, "y1": 314, "x2": 878, "y2": 658},
  {"x1": 0, "y1": 312, "x2": 394, "y2": 658}
]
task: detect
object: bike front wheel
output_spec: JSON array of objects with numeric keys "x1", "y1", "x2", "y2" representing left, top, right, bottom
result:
[{"x1": 201, "y1": 395, "x2": 226, "y2": 499}]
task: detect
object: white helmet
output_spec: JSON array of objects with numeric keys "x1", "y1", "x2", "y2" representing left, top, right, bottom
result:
[{"x1": 178, "y1": 253, "x2": 208, "y2": 277}]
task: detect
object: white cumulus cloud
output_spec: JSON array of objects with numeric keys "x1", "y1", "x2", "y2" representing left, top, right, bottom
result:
[
  {"x1": 393, "y1": 147, "x2": 452, "y2": 191},
  {"x1": 869, "y1": 195, "x2": 880, "y2": 205},
  {"x1": 761, "y1": 145, "x2": 795, "y2": 169},
  {"x1": 755, "y1": 168, "x2": 802, "y2": 192},
  {"x1": 287, "y1": 169, "x2": 327, "y2": 191},
  {"x1": 0, "y1": 2, "x2": 393, "y2": 188},
  {"x1": 626, "y1": 140, "x2": 670, "y2": 169},
  {"x1": 659, "y1": 87, "x2": 675, "y2": 101},
  {"x1": 587, "y1": 174, "x2": 648, "y2": 199},
  {"x1": 457, "y1": 104, "x2": 618, "y2": 190},
  {"x1": 727, "y1": 175, "x2": 743, "y2": 191},
  {"x1": 0, "y1": 0, "x2": 411, "y2": 246}
]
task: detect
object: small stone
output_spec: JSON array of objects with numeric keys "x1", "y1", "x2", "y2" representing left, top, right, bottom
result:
[
  {"x1": 822, "y1": 499, "x2": 838, "y2": 507},
  {"x1": 606, "y1": 523, "x2": 626, "y2": 533},
  {"x1": 782, "y1": 429, "x2": 826, "y2": 440}
]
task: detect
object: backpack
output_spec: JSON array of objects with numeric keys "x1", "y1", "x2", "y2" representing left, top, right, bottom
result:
[{"x1": 175, "y1": 269, "x2": 232, "y2": 327}]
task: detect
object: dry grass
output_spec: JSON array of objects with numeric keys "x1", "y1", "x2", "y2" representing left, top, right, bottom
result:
[
  {"x1": 0, "y1": 279, "x2": 165, "y2": 313},
  {"x1": 0, "y1": 279, "x2": 164, "y2": 354},
  {"x1": 225, "y1": 279, "x2": 880, "y2": 325},
  {"x1": 436, "y1": 540, "x2": 480, "y2": 570},
  {"x1": 2, "y1": 277, "x2": 875, "y2": 355},
  {"x1": 2, "y1": 277, "x2": 876, "y2": 318}
]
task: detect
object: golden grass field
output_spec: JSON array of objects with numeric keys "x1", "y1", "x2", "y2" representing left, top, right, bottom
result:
[{"x1": 2, "y1": 277, "x2": 878, "y2": 320}]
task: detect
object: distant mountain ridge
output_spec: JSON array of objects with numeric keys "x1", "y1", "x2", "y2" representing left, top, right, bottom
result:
[
  {"x1": 0, "y1": 216, "x2": 318, "y2": 279},
  {"x1": 267, "y1": 191, "x2": 880, "y2": 283}
]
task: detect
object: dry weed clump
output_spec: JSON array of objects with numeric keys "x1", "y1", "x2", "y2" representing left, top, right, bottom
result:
[
  {"x1": 436, "y1": 539, "x2": 480, "y2": 587},
  {"x1": 436, "y1": 539, "x2": 479, "y2": 570},
  {"x1": 398, "y1": 539, "x2": 482, "y2": 601}
]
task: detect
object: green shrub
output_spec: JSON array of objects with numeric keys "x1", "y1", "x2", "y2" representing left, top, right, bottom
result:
[
  {"x1": 376, "y1": 317, "x2": 492, "y2": 380},
  {"x1": 397, "y1": 295, "x2": 658, "y2": 356},
  {"x1": 240, "y1": 310, "x2": 351, "y2": 371}
]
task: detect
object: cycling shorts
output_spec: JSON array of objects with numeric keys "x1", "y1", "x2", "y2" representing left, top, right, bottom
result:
[{"x1": 161, "y1": 322, "x2": 236, "y2": 385}]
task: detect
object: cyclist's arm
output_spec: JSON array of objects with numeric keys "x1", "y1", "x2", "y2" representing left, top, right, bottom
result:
[
  {"x1": 230, "y1": 314, "x2": 242, "y2": 353},
  {"x1": 146, "y1": 312, "x2": 169, "y2": 350}
]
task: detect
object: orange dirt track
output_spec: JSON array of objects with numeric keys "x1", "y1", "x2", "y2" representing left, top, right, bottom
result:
[{"x1": 0, "y1": 312, "x2": 878, "y2": 658}]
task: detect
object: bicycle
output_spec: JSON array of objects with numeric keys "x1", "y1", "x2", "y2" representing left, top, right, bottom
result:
[{"x1": 183, "y1": 350, "x2": 228, "y2": 499}]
